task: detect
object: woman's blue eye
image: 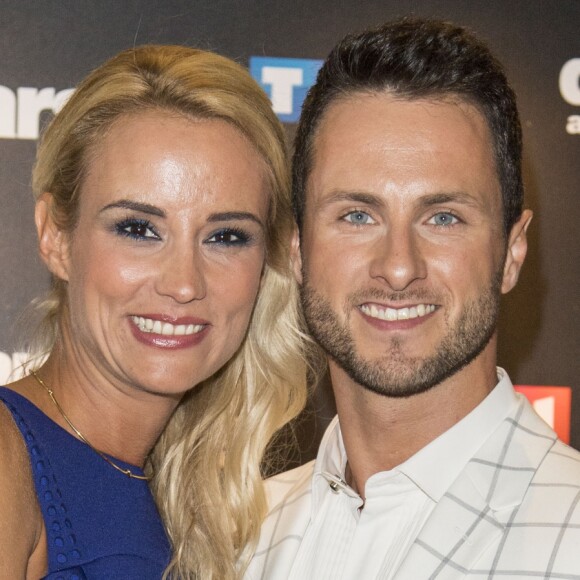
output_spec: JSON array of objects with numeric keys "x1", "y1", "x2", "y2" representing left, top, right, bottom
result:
[
  {"x1": 115, "y1": 218, "x2": 158, "y2": 240},
  {"x1": 206, "y1": 228, "x2": 251, "y2": 246},
  {"x1": 344, "y1": 211, "x2": 373, "y2": 225},
  {"x1": 430, "y1": 212, "x2": 459, "y2": 226}
]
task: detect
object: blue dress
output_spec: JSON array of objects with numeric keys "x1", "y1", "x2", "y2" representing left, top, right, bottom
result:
[{"x1": 0, "y1": 387, "x2": 171, "y2": 579}]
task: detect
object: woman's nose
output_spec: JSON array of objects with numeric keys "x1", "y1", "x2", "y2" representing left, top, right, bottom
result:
[{"x1": 154, "y1": 245, "x2": 207, "y2": 303}]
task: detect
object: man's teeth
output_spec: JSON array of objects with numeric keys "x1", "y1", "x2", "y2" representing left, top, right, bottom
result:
[
  {"x1": 360, "y1": 303, "x2": 436, "y2": 321},
  {"x1": 132, "y1": 316, "x2": 204, "y2": 336}
]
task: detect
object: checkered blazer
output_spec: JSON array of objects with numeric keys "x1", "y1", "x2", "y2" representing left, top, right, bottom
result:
[{"x1": 246, "y1": 397, "x2": 580, "y2": 579}]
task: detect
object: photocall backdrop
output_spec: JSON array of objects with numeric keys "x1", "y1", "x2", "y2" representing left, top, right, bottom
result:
[{"x1": 0, "y1": 1, "x2": 578, "y2": 456}]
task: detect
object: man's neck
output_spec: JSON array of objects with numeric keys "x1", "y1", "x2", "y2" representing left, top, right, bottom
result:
[{"x1": 330, "y1": 348, "x2": 498, "y2": 499}]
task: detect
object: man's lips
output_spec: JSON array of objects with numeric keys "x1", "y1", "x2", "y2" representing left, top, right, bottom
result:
[
  {"x1": 131, "y1": 315, "x2": 208, "y2": 337},
  {"x1": 359, "y1": 302, "x2": 437, "y2": 322}
]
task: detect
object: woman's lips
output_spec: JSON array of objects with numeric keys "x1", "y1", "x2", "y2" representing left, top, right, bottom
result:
[
  {"x1": 131, "y1": 315, "x2": 206, "y2": 336},
  {"x1": 129, "y1": 315, "x2": 210, "y2": 349}
]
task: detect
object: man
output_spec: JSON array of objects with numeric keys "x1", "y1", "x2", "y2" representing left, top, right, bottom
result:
[{"x1": 246, "y1": 18, "x2": 580, "y2": 579}]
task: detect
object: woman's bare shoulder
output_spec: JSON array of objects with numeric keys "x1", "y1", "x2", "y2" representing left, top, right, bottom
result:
[
  {"x1": 0, "y1": 398, "x2": 34, "y2": 478},
  {"x1": 0, "y1": 399, "x2": 46, "y2": 577}
]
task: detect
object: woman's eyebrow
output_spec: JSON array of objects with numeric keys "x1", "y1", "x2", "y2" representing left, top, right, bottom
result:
[
  {"x1": 99, "y1": 204, "x2": 264, "y2": 227},
  {"x1": 207, "y1": 211, "x2": 264, "y2": 227},
  {"x1": 100, "y1": 200, "x2": 165, "y2": 217}
]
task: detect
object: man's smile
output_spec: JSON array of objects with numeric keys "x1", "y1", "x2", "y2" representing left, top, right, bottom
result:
[{"x1": 359, "y1": 303, "x2": 437, "y2": 322}]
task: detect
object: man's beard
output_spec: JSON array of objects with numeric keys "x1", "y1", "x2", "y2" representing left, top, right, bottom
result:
[{"x1": 300, "y1": 271, "x2": 502, "y2": 398}]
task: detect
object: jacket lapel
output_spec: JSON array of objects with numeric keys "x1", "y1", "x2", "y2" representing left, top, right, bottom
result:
[{"x1": 394, "y1": 398, "x2": 557, "y2": 579}]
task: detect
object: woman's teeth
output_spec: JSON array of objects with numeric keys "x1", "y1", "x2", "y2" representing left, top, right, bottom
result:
[{"x1": 132, "y1": 316, "x2": 204, "y2": 336}]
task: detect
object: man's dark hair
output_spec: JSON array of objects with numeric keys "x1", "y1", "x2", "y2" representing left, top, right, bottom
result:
[{"x1": 293, "y1": 18, "x2": 523, "y2": 236}]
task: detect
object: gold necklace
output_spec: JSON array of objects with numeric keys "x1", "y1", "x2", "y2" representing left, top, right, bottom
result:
[{"x1": 30, "y1": 370, "x2": 151, "y2": 481}]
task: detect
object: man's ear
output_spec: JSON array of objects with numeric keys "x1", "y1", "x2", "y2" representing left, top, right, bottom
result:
[
  {"x1": 501, "y1": 209, "x2": 533, "y2": 294},
  {"x1": 290, "y1": 227, "x2": 303, "y2": 285},
  {"x1": 35, "y1": 193, "x2": 71, "y2": 282}
]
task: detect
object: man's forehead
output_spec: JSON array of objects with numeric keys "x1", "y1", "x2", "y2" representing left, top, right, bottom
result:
[
  {"x1": 314, "y1": 89, "x2": 490, "y2": 143},
  {"x1": 309, "y1": 90, "x2": 494, "y2": 169},
  {"x1": 303, "y1": 90, "x2": 501, "y2": 217}
]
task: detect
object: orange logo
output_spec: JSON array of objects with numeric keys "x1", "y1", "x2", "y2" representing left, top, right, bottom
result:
[{"x1": 515, "y1": 386, "x2": 572, "y2": 444}]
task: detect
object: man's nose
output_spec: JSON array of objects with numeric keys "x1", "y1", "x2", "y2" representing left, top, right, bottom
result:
[{"x1": 369, "y1": 225, "x2": 427, "y2": 291}]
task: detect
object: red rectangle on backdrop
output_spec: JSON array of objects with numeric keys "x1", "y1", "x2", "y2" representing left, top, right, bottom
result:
[{"x1": 514, "y1": 386, "x2": 572, "y2": 444}]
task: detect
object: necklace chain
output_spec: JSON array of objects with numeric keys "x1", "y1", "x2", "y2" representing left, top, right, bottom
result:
[{"x1": 30, "y1": 370, "x2": 151, "y2": 481}]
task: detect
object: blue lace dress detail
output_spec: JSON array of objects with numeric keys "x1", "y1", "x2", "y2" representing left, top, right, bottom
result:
[{"x1": 0, "y1": 387, "x2": 171, "y2": 579}]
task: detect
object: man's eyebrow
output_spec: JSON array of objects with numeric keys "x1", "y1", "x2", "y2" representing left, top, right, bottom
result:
[
  {"x1": 207, "y1": 211, "x2": 264, "y2": 228},
  {"x1": 317, "y1": 191, "x2": 385, "y2": 209},
  {"x1": 317, "y1": 191, "x2": 484, "y2": 211},
  {"x1": 420, "y1": 192, "x2": 481, "y2": 208},
  {"x1": 100, "y1": 200, "x2": 165, "y2": 217}
]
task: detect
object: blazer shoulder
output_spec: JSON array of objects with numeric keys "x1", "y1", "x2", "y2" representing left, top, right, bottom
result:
[
  {"x1": 264, "y1": 460, "x2": 315, "y2": 511},
  {"x1": 245, "y1": 462, "x2": 315, "y2": 579},
  {"x1": 535, "y1": 439, "x2": 580, "y2": 481}
]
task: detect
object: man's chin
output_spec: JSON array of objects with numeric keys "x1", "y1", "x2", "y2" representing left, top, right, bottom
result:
[{"x1": 330, "y1": 355, "x2": 442, "y2": 398}]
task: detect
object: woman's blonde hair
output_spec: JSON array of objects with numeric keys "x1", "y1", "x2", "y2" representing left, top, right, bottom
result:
[{"x1": 31, "y1": 45, "x2": 308, "y2": 578}]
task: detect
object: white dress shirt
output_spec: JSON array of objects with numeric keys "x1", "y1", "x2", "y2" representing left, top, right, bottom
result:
[{"x1": 279, "y1": 369, "x2": 519, "y2": 580}]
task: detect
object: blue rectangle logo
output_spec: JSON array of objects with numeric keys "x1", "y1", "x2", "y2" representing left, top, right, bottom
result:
[{"x1": 250, "y1": 56, "x2": 323, "y2": 123}]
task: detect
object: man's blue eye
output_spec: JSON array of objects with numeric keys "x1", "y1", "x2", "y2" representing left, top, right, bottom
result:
[
  {"x1": 115, "y1": 219, "x2": 158, "y2": 240},
  {"x1": 345, "y1": 211, "x2": 372, "y2": 225},
  {"x1": 431, "y1": 212, "x2": 458, "y2": 226}
]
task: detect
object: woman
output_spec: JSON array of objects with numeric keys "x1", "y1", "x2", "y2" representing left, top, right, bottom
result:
[{"x1": 0, "y1": 46, "x2": 307, "y2": 579}]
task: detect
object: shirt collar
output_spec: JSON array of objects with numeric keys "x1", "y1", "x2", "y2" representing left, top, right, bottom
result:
[
  {"x1": 395, "y1": 367, "x2": 518, "y2": 501},
  {"x1": 311, "y1": 368, "x2": 518, "y2": 513}
]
